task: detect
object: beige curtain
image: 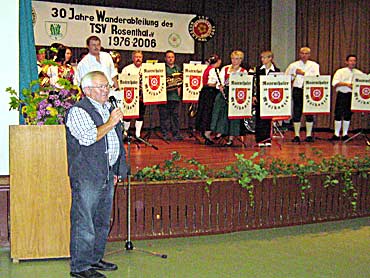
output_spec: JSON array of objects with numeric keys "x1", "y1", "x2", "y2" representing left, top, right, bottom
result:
[{"x1": 296, "y1": 0, "x2": 370, "y2": 130}]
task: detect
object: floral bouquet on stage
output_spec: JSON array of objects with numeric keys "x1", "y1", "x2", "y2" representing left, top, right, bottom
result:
[{"x1": 7, "y1": 78, "x2": 82, "y2": 125}]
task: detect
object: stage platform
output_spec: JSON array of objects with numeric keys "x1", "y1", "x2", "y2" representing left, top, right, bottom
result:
[
  {"x1": 1, "y1": 130, "x2": 369, "y2": 244},
  {"x1": 128, "y1": 130, "x2": 369, "y2": 174}
]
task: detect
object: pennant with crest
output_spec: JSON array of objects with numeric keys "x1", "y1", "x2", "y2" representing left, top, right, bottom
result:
[
  {"x1": 182, "y1": 63, "x2": 207, "y2": 103},
  {"x1": 351, "y1": 74, "x2": 370, "y2": 112},
  {"x1": 260, "y1": 74, "x2": 291, "y2": 119},
  {"x1": 303, "y1": 75, "x2": 331, "y2": 115},
  {"x1": 117, "y1": 73, "x2": 140, "y2": 119},
  {"x1": 142, "y1": 63, "x2": 167, "y2": 105},
  {"x1": 228, "y1": 72, "x2": 253, "y2": 119}
]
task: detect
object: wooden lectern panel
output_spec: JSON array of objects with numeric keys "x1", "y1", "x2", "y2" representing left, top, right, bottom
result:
[{"x1": 9, "y1": 125, "x2": 71, "y2": 261}]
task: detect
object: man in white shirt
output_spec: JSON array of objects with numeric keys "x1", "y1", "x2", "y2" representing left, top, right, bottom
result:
[
  {"x1": 120, "y1": 51, "x2": 145, "y2": 139},
  {"x1": 77, "y1": 36, "x2": 119, "y2": 90},
  {"x1": 285, "y1": 47, "x2": 320, "y2": 143},
  {"x1": 331, "y1": 55, "x2": 363, "y2": 141}
]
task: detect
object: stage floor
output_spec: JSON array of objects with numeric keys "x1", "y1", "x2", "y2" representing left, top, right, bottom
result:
[{"x1": 128, "y1": 130, "x2": 369, "y2": 174}]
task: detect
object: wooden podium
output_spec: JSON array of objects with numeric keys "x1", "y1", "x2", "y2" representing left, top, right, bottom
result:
[{"x1": 9, "y1": 125, "x2": 71, "y2": 262}]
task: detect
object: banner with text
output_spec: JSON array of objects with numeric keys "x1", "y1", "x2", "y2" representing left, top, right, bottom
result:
[
  {"x1": 351, "y1": 74, "x2": 370, "y2": 112},
  {"x1": 260, "y1": 75, "x2": 291, "y2": 119},
  {"x1": 303, "y1": 75, "x2": 331, "y2": 114},
  {"x1": 117, "y1": 73, "x2": 140, "y2": 119},
  {"x1": 228, "y1": 72, "x2": 253, "y2": 119},
  {"x1": 182, "y1": 64, "x2": 207, "y2": 103},
  {"x1": 142, "y1": 63, "x2": 167, "y2": 105},
  {"x1": 32, "y1": 1, "x2": 195, "y2": 53}
]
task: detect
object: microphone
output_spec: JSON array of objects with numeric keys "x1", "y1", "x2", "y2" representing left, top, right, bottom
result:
[
  {"x1": 109, "y1": 96, "x2": 159, "y2": 150},
  {"x1": 109, "y1": 96, "x2": 125, "y2": 127},
  {"x1": 109, "y1": 95, "x2": 119, "y2": 109}
]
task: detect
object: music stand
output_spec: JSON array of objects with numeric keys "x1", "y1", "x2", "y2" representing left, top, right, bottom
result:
[
  {"x1": 142, "y1": 105, "x2": 170, "y2": 144},
  {"x1": 344, "y1": 74, "x2": 370, "y2": 145},
  {"x1": 254, "y1": 116, "x2": 289, "y2": 150},
  {"x1": 186, "y1": 103, "x2": 202, "y2": 143},
  {"x1": 310, "y1": 115, "x2": 329, "y2": 142},
  {"x1": 344, "y1": 112, "x2": 370, "y2": 145}
]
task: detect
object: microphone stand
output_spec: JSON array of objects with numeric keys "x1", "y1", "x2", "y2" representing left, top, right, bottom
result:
[{"x1": 106, "y1": 135, "x2": 167, "y2": 259}]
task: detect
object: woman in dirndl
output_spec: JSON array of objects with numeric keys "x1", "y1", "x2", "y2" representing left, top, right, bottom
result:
[
  {"x1": 195, "y1": 54, "x2": 222, "y2": 145},
  {"x1": 210, "y1": 50, "x2": 247, "y2": 146}
]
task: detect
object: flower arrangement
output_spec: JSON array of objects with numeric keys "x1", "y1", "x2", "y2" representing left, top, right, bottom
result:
[{"x1": 7, "y1": 78, "x2": 81, "y2": 125}]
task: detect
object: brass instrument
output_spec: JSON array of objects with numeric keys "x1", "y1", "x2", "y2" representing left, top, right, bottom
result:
[{"x1": 166, "y1": 72, "x2": 183, "y2": 90}]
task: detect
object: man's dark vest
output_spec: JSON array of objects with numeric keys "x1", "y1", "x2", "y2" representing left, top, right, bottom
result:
[{"x1": 65, "y1": 97, "x2": 126, "y2": 184}]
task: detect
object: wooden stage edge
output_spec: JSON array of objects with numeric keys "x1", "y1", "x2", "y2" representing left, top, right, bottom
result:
[{"x1": 128, "y1": 130, "x2": 369, "y2": 172}]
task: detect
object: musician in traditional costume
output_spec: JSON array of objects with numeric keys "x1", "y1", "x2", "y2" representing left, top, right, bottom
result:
[
  {"x1": 195, "y1": 54, "x2": 222, "y2": 145},
  {"x1": 330, "y1": 55, "x2": 364, "y2": 141},
  {"x1": 285, "y1": 47, "x2": 320, "y2": 143},
  {"x1": 253, "y1": 51, "x2": 280, "y2": 147},
  {"x1": 211, "y1": 50, "x2": 247, "y2": 146},
  {"x1": 121, "y1": 51, "x2": 145, "y2": 139},
  {"x1": 48, "y1": 46, "x2": 76, "y2": 87},
  {"x1": 158, "y1": 50, "x2": 183, "y2": 141}
]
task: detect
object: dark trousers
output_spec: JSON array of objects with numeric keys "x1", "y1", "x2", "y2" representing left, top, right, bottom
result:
[
  {"x1": 158, "y1": 100, "x2": 180, "y2": 136},
  {"x1": 255, "y1": 104, "x2": 271, "y2": 143},
  {"x1": 334, "y1": 91, "x2": 352, "y2": 121},
  {"x1": 292, "y1": 87, "x2": 313, "y2": 123}
]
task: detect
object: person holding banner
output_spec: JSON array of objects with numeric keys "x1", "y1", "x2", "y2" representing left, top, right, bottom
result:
[
  {"x1": 211, "y1": 50, "x2": 247, "y2": 146},
  {"x1": 158, "y1": 50, "x2": 183, "y2": 141},
  {"x1": 121, "y1": 51, "x2": 145, "y2": 139},
  {"x1": 253, "y1": 51, "x2": 280, "y2": 147},
  {"x1": 285, "y1": 47, "x2": 320, "y2": 143},
  {"x1": 331, "y1": 55, "x2": 364, "y2": 141},
  {"x1": 76, "y1": 36, "x2": 119, "y2": 90},
  {"x1": 195, "y1": 54, "x2": 222, "y2": 145}
]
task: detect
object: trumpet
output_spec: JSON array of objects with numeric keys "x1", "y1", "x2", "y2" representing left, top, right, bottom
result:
[{"x1": 166, "y1": 72, "x2": 183, "y2": 90}]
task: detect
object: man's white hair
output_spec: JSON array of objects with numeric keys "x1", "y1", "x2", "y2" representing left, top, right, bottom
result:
[{"x1": 81, "y1": 71, "x2": 108, "y2": 88}]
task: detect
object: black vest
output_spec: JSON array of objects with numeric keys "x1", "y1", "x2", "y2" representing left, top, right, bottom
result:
[{"x1": 65, "y1": 97, "x2": 127, "y2": 183}]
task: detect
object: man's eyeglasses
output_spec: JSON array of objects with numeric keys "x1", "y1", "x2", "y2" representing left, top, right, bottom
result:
[{"x1": 88, "y1": 83, "x2": 111, "y2": 90}]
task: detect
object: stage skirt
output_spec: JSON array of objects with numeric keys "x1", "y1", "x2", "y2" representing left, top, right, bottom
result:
[
  {"x1": 210, "y1": 86, "x2": 242, "y2": 136},
  {"x1": 195, "y1": 86, "x2": 219, "y2": 132}
]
